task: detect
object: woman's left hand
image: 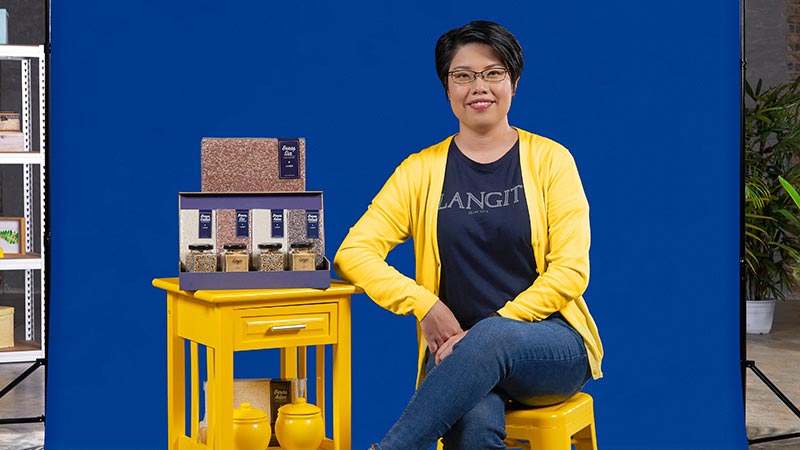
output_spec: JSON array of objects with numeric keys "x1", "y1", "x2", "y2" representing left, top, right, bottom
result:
[{"x1": 435, "y1": 330, "x2": 468, "y2": 364}]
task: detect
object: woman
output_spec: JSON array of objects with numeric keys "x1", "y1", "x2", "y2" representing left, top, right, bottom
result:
[{"x1": 334, "y1": 20, "x2": 603, "y2": 450}]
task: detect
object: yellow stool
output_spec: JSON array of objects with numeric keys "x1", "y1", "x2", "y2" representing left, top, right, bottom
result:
[
  {"x1": 437, "y1": 392, "x2": 598, "y2": 450},
  {"x1": 504, "y1": 392, "x2": 597, "y2": 450}
]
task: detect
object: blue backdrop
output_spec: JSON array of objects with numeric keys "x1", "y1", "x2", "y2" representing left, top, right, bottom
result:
[{"x1": 46, "y1": 1, "x2": 744, "y2": 449}]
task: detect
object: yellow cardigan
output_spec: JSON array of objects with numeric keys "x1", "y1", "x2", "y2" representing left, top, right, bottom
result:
[{"x1": 334, "y1": 128, "x2": 603, "y2": 383}]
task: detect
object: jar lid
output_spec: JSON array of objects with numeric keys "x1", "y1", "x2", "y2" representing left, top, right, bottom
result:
[
  {"x1": 258, "y1": 242, "x2": 283, "y2": 250},
  {"x1": 188, "y1": 244, "x2": 213, "y2": 251},
  {"x1": 290, "y1": 242, "x2": 314, "y2": 250},
  {"x1": 223, "y1": 243, "x2": 247, "y2": 250},
  {"x1": 233, "y1": 402, "x2": 268, "y2": 421},
  {"x1": 277, "y1": 397, "x2": 321, "y2": 416}
]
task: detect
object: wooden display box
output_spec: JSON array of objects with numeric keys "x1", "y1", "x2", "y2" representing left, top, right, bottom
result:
[
  {"x1": 0, "y1": 306, "x2": 13, "y2": 348},
  {"x1": 179, "y1": 192, "x2": 330, "y2": 290}
]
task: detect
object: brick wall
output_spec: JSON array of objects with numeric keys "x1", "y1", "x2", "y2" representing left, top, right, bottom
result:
[{"x1": 789, "y1": 0, "x2": 800, "y2": 81}]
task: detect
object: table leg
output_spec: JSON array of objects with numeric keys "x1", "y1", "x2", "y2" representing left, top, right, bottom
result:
[
  {"x1": 213, "y1": 348, "x2": 234, "y2": 449},
  {"x1": 167, "y1": 293, "x2": 185, "y2": 450},
  {"x1": 190, "y1": 341, "x2": 200, "y2": 440},
  {"x1": 333, "y1": 297, "x2": 352, "y2": 450},
  {"x1": 316, "y1": 345, "x2": 326, "y2": 427},
  {"x1": 281, "y1": 347, "x2": 299, "y2": 379},
  {"x1": 213, "y1": 309, "x2": 235, "y2": 450},
  {"x1": 206, "y1": 346, "x2": 216, "y2": 448}
]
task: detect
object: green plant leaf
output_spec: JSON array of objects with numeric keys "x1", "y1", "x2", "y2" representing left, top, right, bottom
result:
[
  {"x1": 779, "y1": 176, "x2": 800, "y2": 210},
  {"x1": 0, "y1": 230, "x2": 19, "y2": 245}
]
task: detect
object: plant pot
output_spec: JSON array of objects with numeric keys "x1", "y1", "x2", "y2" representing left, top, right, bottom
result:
[{"x1": 746, "y1": 299, "x2": 777, "y2": 334}]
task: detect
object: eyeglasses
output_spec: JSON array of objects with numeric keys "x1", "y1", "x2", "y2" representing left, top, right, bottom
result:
[{"x1": 448, "y1": 68, "x2": 509, "y2": 85}]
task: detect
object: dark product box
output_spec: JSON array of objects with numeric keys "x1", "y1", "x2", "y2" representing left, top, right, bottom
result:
[
  {"x1": 201, "y1": 138, "x2": 306, "y2": 192},
  {"x1": 179, "y1": 192, "x2": 329, "y2": 290},
  {"x1": 267, "y1": 379, "x2": 293, "y2": 447}
]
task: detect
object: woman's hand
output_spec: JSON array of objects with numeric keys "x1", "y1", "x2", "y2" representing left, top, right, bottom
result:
[
  {"x1": 420, "y1": 300, "x2": 462, "y2": 355},
  {"x1": 435, "y1": 330, "x2": 468, "y2": 364}
]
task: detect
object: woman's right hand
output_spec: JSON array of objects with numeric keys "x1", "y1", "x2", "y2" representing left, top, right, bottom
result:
[{"x1": 420, "y1": 300, "x2": 463, "y2": 356}]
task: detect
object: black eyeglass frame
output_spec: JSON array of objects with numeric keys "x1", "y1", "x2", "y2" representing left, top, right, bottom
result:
[{"x1": 447, "y1": 67, "x2": 510, "y2": 85}]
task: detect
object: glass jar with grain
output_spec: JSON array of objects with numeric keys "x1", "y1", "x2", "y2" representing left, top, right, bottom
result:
[
  {"x1": 222, "y1": 243, "x2": 249, "y2": 272},
  {"x1": 289, "y1": 242, "x2": 316, "y2": 271},
  {"x1": 186, "y1": 244, "x2": 217, "y2": 273},
  {"x1": 257, "y1": 242, "x2": 285, "y2": 272}
]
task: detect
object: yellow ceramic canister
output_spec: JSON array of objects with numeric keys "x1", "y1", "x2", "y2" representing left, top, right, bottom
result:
[
  {"x1": 233, "y1": 402, "x2": 271, "y2": 450},
  {"x1": 274, "y1": 397, "x2": 324, "y2": 450}
]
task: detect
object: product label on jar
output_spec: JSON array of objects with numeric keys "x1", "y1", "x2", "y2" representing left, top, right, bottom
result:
[
  {"x1": 292, "y1": 252, "x2": 316, "y2": 271},
  {"x1": 278, "y1": 138, "x2": 300, "y2": 179},
  {"x1": 225, "y1": 253, "x2": 249, "y2": 272},
  {"x1": 236, "y1": 209, "x2": 249, "y2": 238},
  {"x1": 199, "y1": 209, "x2": 212, "y2": 239},
  {"x1": 306, "y1": 210, "x2": 320, "y2": 238},
  {"x1": 271, "y1": 209, "x2": 284, "y2": 238}
]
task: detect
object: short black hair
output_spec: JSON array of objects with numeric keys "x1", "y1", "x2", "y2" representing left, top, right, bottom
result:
[{"x1": 435, "y1": 21, "x2": 524, "y2": 95}]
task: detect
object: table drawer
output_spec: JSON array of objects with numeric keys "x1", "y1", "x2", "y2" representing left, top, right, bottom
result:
[{"x1": 233, "y1": 303, "x2": 337, "y2": 350}]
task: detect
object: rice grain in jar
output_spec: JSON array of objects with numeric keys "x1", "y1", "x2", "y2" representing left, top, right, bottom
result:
[
  {"x1": 257, "y1": 242, "x2": 285, "y2": 272},
  {"x1": 187, "y1": 244, "x2": 217, "y2": 273}
]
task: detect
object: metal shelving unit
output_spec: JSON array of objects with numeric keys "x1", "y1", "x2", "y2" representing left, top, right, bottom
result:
[
  {"x1": 0, "y1": 44, "x2": 47, "y2": 426},
  {"x1": 0, "y1": 44, "x2": 46, "y2": 363}
]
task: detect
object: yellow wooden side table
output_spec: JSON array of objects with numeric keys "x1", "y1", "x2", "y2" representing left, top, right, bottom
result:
[{"x1": 152, "y1": 277, "x2": 361, "y2": 450}]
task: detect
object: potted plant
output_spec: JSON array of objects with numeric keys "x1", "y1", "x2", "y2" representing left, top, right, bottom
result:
[{"x1": 744, "y1": 78, "x2": 800, "y2": 333}]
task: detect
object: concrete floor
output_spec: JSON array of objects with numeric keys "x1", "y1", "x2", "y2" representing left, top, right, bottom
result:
[
  {"x1": 0, "y1": 361, "x2": 44, "y2": 450},
  {"x1": 0, "y1": 302, "x2": 798, "y2": 450}
]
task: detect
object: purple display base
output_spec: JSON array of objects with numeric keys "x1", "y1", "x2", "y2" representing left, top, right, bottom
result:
[
  {"x1": 179, "y1": 258, "x2": 331, "y2": 290},
  {"x1": 179, "y1": 191, "x2": 323, "y2": 210}
]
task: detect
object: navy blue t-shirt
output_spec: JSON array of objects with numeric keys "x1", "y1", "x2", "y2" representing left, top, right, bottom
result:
[{"x1": 437, "y1": 138, "x2": 538, "y2": 329}]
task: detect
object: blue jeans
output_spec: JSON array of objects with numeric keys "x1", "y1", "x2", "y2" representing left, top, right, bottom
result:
[{"x1": 372, "y1": 315, "x2": 590, "y2": 450}]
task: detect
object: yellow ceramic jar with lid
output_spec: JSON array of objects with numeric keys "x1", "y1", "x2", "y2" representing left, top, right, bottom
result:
[
  {"x1": 232, "y1": 402, "x2": 271, "y2": 450},
  {"x1": 274, "y1": 397, "x2": 324, "y2": 450}
]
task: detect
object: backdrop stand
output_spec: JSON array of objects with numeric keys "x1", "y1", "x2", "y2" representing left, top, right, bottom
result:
[
  {"x1": 745, "y1": 360, "x2": 800, "y2": 444},
  {"x1": 0, "y1": 358, "x2": 46, "y2": 425},
  {"x1": 741, "y1": 1, "x2": 800, "y2": 445}
]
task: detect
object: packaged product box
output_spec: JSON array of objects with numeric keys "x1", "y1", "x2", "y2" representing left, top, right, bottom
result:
[
  {"x1": 179, "y1": 192, "x2": 329, "y2": 290},
  {"x1": 0, "y1": 132, "x2": 24, "y2": 151},
  {"x1": 267, "y1": 379, "x2": 293, "y2": 447},
  {"x1": 201, "y1": 138, "x2": 306, "y2": 192},
  {"x1": 0, "y1": 112, "x2": 20, "y2": 132},
  {"x1": 0, "y1": 306, "x2": 14, "y2": 348},
  {"x1": 0, "y1": 10, "x2": 7, "y2": 45}
]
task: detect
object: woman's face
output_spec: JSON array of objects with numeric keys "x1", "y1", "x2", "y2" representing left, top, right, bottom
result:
[{"x1": 446, "y1": 43, "x2": 517, "y2": 134}]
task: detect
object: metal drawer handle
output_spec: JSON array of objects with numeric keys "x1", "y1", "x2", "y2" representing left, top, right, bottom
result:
[{"x1": 270, "y1": 324, "x2": 308, "y2": 332}]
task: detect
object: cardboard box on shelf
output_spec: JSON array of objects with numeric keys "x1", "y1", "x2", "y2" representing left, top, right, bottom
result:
[
  {"x1": 0, "y1": 306, "x2": 14, "y2": 348},
  {"x1": 0, "y1": 112, "x2": 20, "y2": 132},
  {"x1": 0, "y1": 9, "x2": 7, "y2": 45},
  {"x1": 0, "y1": 132, "x2": 24, "y2": 151}
]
